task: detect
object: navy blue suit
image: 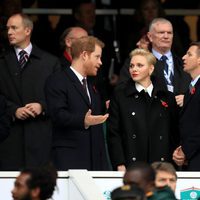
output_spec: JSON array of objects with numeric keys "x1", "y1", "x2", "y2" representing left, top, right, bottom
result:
[
  {"x1": 45, "y1": 67, "x2": 108, "y2": 170},
  {"x1": 180, "y1": 78, "x2": 200, "y2": 170}
]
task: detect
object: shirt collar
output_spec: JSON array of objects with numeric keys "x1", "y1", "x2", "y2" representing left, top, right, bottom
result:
[
  {"x1": 191, "y1": 75, "x2": 200, "y2": 87},
  {"x1": 15, "y1": 43, "x2": 32, "y2": 57},
  {"x1": 135, "y1": 82, "x2": 153, "y2": 97},
  {"x1": 152, "y1": 49, "x2": 172, "y2": 60},
  {"x1": 70, "y1": 66, "x2": 85, "y2": 83}
]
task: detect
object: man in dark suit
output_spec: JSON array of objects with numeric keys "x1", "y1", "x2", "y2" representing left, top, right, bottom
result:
[
  {"x1": 0, "y1": 13, "x2": 60, "y2": 170},
  {"x1": 0, "y1": 95, "x2": 10, "y2": 143},
  {"x1": 45, "y1": 36, "x2": 109, "y2": 170},
  {"x1": 119, "y1": 18, "x2": 190, "y2": 107},
  {"x1": 173, "y1": 42, "x2": 200, "y2": 171}
]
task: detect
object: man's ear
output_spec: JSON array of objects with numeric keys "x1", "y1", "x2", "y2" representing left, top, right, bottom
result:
[
  {"x1": 65, "y1": 38, "x2": 72, "y2": 48},
  {"x1": 147, "y1": 31, "x2": 152, "y2": 42},
  {"x1": 25, "y1": 27, "x2": 32, "y2": 36},
  {"x1": 82, "y1": 50, "x2": 89, "y2": 61},
  {"x1": 197, "y1": 57, "x2": 200, "y2": 66},
  {"x1": 31, "y1": 187, "x2": 40, "y2": 199}
]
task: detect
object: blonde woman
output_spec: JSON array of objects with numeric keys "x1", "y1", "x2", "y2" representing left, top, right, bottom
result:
[{"x1": 107, "y1": 49, "x2": 179, "y2": 171}]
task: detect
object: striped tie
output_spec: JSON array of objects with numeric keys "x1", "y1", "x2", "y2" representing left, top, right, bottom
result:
[{"x1": 19, "y1": 50, "x2": 29, "y2": 68}]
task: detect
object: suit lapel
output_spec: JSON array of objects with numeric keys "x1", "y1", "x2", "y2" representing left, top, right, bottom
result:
[
  {"x1": 4, "y1": 49, "x2": 22, "y2": 100},
  {"x1": 66, "y1": 67, "x2": 91, "y2": 106},
  {"x1": 172, "y1": 55, "x2": 182, "y2": 94},
  {"x1": 152, "y1": 60, "x2": 168, "y2": 91},
  {"x1": 181, "y1": 78, "x2": 200, "y2": 114}
]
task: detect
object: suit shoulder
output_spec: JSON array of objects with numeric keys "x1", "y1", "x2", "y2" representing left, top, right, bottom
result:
[
  {"x1": 32, "y1": 45, "x2": 59, "y2": 61},
  {"x1": 115, "y1": 81, "x2": 128, "y2": 92},
  {"x1": 0, "y1": 48, "x2": 13, "y2": 58},
  {"x1": 47, "y1": 70, "x2": 67, "y2": 82}
]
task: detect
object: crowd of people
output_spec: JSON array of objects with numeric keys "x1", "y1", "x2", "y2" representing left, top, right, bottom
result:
[
  {"x1": 0, "y1": 0, "x2": 200, "y2": 199},
  {"x1": 0, "y1": 2, "x2": 200, "y2": 169}
]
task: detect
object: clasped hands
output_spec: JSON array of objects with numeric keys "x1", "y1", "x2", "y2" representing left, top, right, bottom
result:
[
  {"x1": 84, "y1": 109, "x2": 109, "y2": 128},
  {"x1": 15, "y1": 103, "x2": 42, "y2": 120},
  {"x1": 172, "y1": 146, "x2": 187, "y2": 166}
]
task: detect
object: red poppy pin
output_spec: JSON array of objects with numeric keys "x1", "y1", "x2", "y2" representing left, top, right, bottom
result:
[
  {"x1": 93, "y1": 85, "x2": 98, "y2": 93},
  {"x1": 190, "y1": 86, "x2": 196, "y2": 95},
  {"x1": 161, "y1": 100, "x2": 168, "y2": 108}
]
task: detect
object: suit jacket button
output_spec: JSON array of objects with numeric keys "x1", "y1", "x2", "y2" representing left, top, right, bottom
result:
[
  {"x1": 159, "y1": 136, "x2": 163, "y2": 140},
  {"x1": 134, "y1": 95, "x2": 139, "y2": 98},
  {"x1": 161, "y1": 157, "x2": 165, "y2": 161},
  {"x1": 132, "y1": 134, "x2": 136, "y2": 139},
  {"x1": 132, "y1": 157, "x2": 136, "y2": 161}
]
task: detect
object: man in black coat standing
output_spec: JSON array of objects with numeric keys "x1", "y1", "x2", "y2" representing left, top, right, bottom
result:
[
  {"x1": 119, "y1": 18, "x2": 190, "y2": 107},
  {"x1": 0, "y1": 13, "x2": 60, "y2": 170},
  {"x1": 173, "y1": 42, "x2": 200, "y2": 171},
  {"x1": 45, "y1": 36, "x2": 109, "y2": 170}
]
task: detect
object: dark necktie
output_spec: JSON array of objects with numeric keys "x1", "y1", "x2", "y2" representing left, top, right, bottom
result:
[
  {"x1": 82, "y1": 78, "x2": 91, "y2": 103},
  {"x1": 160, "y1": 55, "x2": 168, "y2": 74},
  {"x1": 19, "y1": 50, "x2": 29, "y2": 68},
  {"x1": 82, "y1": 78, "x2": 87, "y2": 93}
]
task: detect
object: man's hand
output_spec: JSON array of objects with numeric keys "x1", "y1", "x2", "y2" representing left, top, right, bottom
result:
[
  {"x1": 25, "y1": 103, "x2": 42, "y2": 117},
  {"x1": 15, "y1": 107, "x2": 35, "y2": 120},
  {"x1": 84, "y1": 109, "x2": 109, "y2": 128},
  {"x1": 175, "y1": 94, "x2": 184, "y2": 107},
  {"x1": 173, "y1": 146, "x2": 186, "y2": 166},
  {"x1": 117, "y1": 164, "x2": 126, "y2": 172}
]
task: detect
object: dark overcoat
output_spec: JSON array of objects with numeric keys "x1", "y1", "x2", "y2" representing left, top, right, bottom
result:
[
  {"x1": 0, "y1": 45, "x2": 60, "y2": 170},
  {"x1": 45, "y1": 67, "x2": 109, "y2": 170},
  {"x1": 180, "y1": 78, "x2": 200, "y2": 170},
  {"x1": 107, "y1": 79, "x2": 179, "y2": 169}
]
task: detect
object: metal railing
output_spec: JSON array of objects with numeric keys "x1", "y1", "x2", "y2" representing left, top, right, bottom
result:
[{"x1": 22, "y1": 8, "x2": 200, "y2": 16}]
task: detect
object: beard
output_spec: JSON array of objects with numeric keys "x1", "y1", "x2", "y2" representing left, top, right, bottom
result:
[{"x1": 18, "y1": 192, "x2": 32, "y2": 200}]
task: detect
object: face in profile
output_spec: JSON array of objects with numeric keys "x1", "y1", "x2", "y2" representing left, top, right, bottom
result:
[
  {"x1": 65, "y1": 28, "x2": 88, "y2": 48},
  {"x1": 12, "y1": 173, "x2": 32, "y2": 200},
  {"x1": 84, "y1": 44, "x2": 102, "y2": 76},
  {"x1": 182, "y1": 45, "x2": 199, "y2": 75},
  {"x1": 136, "y1": 35, "x2": 150, "y2": 50},
  {"x1": 155, "y1": 170, "x2": 177, "y2": 192},
  {"x1": 129, "y1": 55, "x2": 154, "y2": 86},
  {"x1": 7, "y1": 14, "x2": 31, "y2": 48}
]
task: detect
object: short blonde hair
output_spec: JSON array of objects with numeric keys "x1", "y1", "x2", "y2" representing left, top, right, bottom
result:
[{"x1": 129, "y1": 48, "x2": 156, "y2": 66}]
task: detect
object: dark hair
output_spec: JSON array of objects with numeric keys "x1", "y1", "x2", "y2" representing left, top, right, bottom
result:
[
  {"x1": 111, "y1": 184, "x2": 146, "y2": 200},
  {"x1": 190, "y1": 41, "x2": 200, "y2": 56},
  {"x1": 21, "y1": 165, "x2": 57, "y2": 200},
  {"x1": 125, "y1": 162, "x2": 155, "y2": 184},
  {"x1": 59, "y1": 27, "x2": 74, "y2": 51}
]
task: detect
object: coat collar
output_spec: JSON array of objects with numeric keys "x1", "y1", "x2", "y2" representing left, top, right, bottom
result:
[
  {"x1": 124, "y1": 78, "x2": 166, "y2": 98},
  {"x1": 65, "y1": 67, "x2": 91, "y2": 106},
  {"x1": 182, "y1": 77, "x2": 200, "y2": 112}
]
